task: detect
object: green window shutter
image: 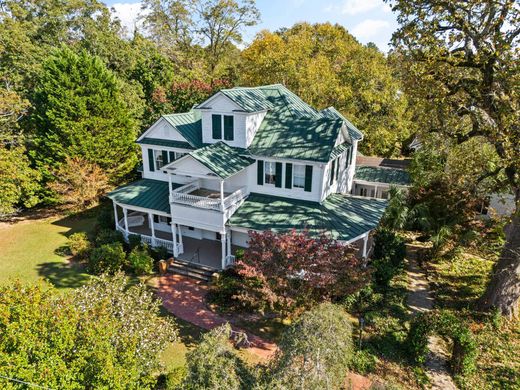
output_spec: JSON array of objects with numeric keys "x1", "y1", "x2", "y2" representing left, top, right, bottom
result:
[
  {"x1": 169, "y1": 151, "x2": 175, "y2": 162},
  {"x1": 330, "y1": 160, "x2": 335, "y2": 185},
  {"x1": 148, "y1": 149, "x2": 155, "y2": 172},
  {"x1": 212, "y1": 114, "x2": 222, "y2": 139},
  {"x1": 304, "y1": 165, "x2": 313, "y2": 192},
  {"x1": 275, "y1": 162, "x2": 282, "y2": 188},
  {"x1": 285, "y1": 163, "x2": 293, "y2": 189},
  {"x1": 257, "y1": 160, "x2": 264, "y2": 185},
  {"x1": 162, "y1": 150, "x2": 168, "y2": 166},
  {"x1": 224, "y1": 115, "x2": 234, "y2": 141}
]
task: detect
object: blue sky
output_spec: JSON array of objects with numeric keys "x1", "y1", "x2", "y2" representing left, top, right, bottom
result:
[{"x1": 105, "y1": 0, "x2": 398, "y2": 51}]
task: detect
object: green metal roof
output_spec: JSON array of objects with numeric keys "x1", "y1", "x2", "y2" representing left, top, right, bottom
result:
[
  {"x1": 355, "y1": 166, "x2": 411, "y2": 186},
  {"x1": 188, "y1": 142, "x2": 255, "y2": 179},
  {"x1": 320, "y1": 107, "x2": 363, "y2": 141},
  {"x1": 107, "y1": 179, "x2": 182, "y2": 214},
  {"x1": 330, "y1": 143, "x2": 351, "y2": 160},
  {"x1": 137, "y1": 137, "x2": 194, "y2": 150},
  {"x1": 229, "y1": 193, "x2": 388, "y2": 242},
  {"x1": 162, "y1": 111, "x2": 203, "y2": 148}
]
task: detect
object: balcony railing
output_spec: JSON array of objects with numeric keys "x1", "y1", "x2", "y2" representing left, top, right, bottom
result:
[{"x1": 170, "y1": 181, "x2": 248, "y2": 212}]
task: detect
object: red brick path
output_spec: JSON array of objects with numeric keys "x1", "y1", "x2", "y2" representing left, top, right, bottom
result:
[{"x1": 156, "y1": 274, "x2": 277, "y2": 360}]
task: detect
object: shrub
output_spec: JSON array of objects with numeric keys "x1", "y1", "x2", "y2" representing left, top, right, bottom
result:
[
  {"x1": 372, "y1": 229, "x2": 406, "y2": 287},
  {"x1": 266, "y1": 303, "x2": 353, "y2": 389},
  {"x1": 128, "y1": 234, "x2": 142, "y2": 250},
  {"x1": 67, "y1": 232, "x2": 91, "y2": 258},
  {"x1": 150, "y1": 245, "x2": 168, "y2": 261},
  {"x1": 407, "y1": 310, "x2": 477, "y2": 376},
  {"x1": 95, "y1": 228, "x2": 124, "y2": 246},
  {"x1": 88, "y1": 242, "x2": 126, "y2": 275},
  {"x1": 183, "y1": 323, "x2": 253, "y2": 390},
  {"x1": 128, "y1": 247, "x2": 154, "y2": 275},
  {"x1": 165, "y1": 366, "x2": 188, "y2": 389},
  {"x1": 0, "y1": 273, "x2": 177, "y2": 389},
  {"x1": 95, "y1": 201, "x2": 115, "y2": 231},
  {"x1": 351, "y1": 350, "x2": 378, "y2": 375}
]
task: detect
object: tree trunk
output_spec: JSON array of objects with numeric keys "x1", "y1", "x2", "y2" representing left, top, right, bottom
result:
[{"x1": 479, "y1": 190, "x2": 520, "y2": 319}]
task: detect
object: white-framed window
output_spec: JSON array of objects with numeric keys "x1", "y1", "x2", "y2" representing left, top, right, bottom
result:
[
  {"x1": 211, "y1": 114, "x2": 234, "y2": 141},
  {"x1": 293, "y1": 164, "x2": 305, "y2": 189},
  {"x1": 157, "y1": 215, "x2": 171, "y2": 225},
  {"x1": 154, "y1": 150, "x2": 165, "y2": 170},
  {"x1": 264, "y1": 161, "x2": 276, "y2": 185}
]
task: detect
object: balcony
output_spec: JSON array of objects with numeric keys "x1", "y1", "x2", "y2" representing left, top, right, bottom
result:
[{"x1": 170, "y1": 180, "x2": 248, "y2": 212}]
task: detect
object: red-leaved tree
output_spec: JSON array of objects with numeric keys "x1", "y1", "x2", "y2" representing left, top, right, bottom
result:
[{"x1": 235, "y1": 230, "x2": 369, "y2": 316}]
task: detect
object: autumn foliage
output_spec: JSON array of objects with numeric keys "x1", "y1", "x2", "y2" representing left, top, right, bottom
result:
[{"x1": 235, "y1": 230, "x2": 368, "y2": 315}]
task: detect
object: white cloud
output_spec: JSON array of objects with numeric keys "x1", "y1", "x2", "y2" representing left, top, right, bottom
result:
[
  {"x1": 111, "y1": 2, "x2": 143, "y2": 36},
  {"x1": 351, "y1": 19, "x2": 390, "y2": 40},
  {"x1": 331, "y1": 0, "x2": 390, "y2": 15}
]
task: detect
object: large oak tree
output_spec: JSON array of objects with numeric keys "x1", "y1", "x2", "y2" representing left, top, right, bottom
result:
[{"x1": 389, "y1": 0, "x2": 519, "y2": 317}]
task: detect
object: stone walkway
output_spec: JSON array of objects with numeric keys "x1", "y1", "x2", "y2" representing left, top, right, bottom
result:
[
  {"x1": 406, "y1": 257, "x2": 457, "y2": 390},
  {"x1": 156, "y1": 274, "x2": 277, "y2": 360}
]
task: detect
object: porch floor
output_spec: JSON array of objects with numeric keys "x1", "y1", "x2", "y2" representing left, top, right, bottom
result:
[{"x1": 125, "y1": 220, "x2": 240, "y2": 269}]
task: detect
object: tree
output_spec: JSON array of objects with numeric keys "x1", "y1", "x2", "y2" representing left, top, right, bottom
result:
[
  {"x1": 30, "y1": 47, "x2": 141, "y2": 184},
  {"x1": 0, "y1": 146, "x2": 40, "y2": 215},
  {"x1": 182, "y1": 324, "x2": 253, "y2": 390},
  {"x1": 0, "y1": 273, "x2": 177, "y2": 389},
  {"x1": 240, "y1": 23, "x2": 413, "y2": 157},
  {"x1": 265, "y1": 303, "x2": 353, "y2": 389},
  {"x1": 236, "y1": 230, "x2": 368, "y2": 315},
  {"x1": 389, "y1": 0, "x2": 520, "y2": 317},
  {"x1": 48, "y1": 156, "x2": 110, "y2": 210}
]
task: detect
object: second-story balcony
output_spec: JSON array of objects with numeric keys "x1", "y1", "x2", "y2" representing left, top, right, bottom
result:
[{"x1": 170, "y1": 180, "x2": 248, "y2": 212}]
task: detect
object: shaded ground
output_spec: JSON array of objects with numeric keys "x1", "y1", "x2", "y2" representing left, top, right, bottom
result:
[
  {"x1": 406, "y1": 255, "x2": 457, "y2": 390},
  {"x1": 0, "y1": 210, "x2": 96, "y2": 288}
]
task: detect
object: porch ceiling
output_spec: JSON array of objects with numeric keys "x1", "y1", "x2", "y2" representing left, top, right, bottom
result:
[{"x1": 108, "y1": 179, "x2": 182, "y2": 214}]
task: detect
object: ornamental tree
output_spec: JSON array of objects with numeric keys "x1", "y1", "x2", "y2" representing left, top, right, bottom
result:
[
  {"x1": 236, "y1": 230, "x2": 368, "y2": 315},
  {"x1": 0, "y1": 273, "x2": 177, "y2": 389}
]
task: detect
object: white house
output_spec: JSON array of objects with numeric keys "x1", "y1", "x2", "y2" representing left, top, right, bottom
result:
[{"x1": 108, "y1": 85, "x2": 387, "y2": 272}]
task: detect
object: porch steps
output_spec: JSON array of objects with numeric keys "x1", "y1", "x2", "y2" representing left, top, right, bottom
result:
[{"x1": 168, "y1": 259, "x2": 216, "y2": 282}]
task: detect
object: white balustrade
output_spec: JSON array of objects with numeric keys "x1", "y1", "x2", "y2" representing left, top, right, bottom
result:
[
  {"x1": 170, "y1": 181, "x2": 248, "y2": 212},
  {"x1": 225, "y1": 255, "x2": 236, "y2": 268}
]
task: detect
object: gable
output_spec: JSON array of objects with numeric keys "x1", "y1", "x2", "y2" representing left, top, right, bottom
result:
[
  {"x1": 166, "y1": 155, "x2": 216, "y2": 177},
  {"x1": 138, "y1": 117, "x2": 189, "y2": 143},
  {"x1": 197, "y1": 92, "x2": 243, "y2": 112}
]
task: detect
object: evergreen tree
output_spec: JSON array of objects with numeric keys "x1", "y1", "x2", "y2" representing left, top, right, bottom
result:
[{"x1": 30, "y1": 47, "x2": 142, "y2": 185}]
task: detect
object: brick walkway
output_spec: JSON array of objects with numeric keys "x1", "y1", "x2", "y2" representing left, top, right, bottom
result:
[{"x1": 156, "y1": 274, "x2": 277, "y2": 360}]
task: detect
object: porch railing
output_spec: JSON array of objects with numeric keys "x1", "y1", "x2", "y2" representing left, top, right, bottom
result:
[
  {"x1": 224, "y1": 254, "x2": 236, "y2": 268},
  {"x1": 170, "y1": 181, "x2": 248, "y2": 212},
  {"x1": 116, "y1": 224, "x2": 174, "y2": 253}
]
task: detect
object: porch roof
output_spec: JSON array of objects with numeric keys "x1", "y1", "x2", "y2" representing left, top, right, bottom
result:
[
  {"x1": 188, "y1": 142, "x2": 255, "y2": 179},
  {"x1": 107, "y1": 179, "x2": 182, "y2": 214},
  {"x1": 355, "y1": 166, "x2": 411, "y2": 186},
  {"x1": 228, "y1": 193, "x2": 388, "y2": 242}
]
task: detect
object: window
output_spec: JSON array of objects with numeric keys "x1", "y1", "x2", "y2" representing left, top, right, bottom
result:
[
  {"x1": 293, "y1": 164, "x2": 305, "y2": 189},
  {"x1": 381, "y1": 190, "x2": 389, "y2": 199},
  {"x1": 264, "y1": 161, "x2": 276, "y2": 185},
  {"x1": 175, "y1": 152, "x2": 187, "y2": 159},
  {"x1": 158, "y1": 216, "x2": 171, "y2": 224},
  {"x1": 212, "y1": 114, "x2": 234, "y2": 141},
  {"x1": 154, "y1": 150, "x2": 165, "y2": 170}
]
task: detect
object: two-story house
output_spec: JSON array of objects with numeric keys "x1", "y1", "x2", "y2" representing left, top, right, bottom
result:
[{"x1": 108, "y1": 84, "x2": 387, "y2": 271}]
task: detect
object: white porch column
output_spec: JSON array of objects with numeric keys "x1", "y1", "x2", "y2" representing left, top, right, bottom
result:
[
  {"x1": 178, "y1": 224, "x2": 183, "y2": 250},
  {"x1": 221, "y1": 232, "x2": 227, "y2": 269},
  {"x1": 226, "y1": 230, "x2": 231, "y2": 258},
  {"x1": 362, "y1": 232, "x2": 369, "y2": 259},
  {"x1": 373, "y1": 185, "x2": 379, "y2": 199},
  {"x1": 148, "y1": 212, "x2": 156, "y2": 246},
  {"x1": 123, "y1": 207, "x2": 129, "y2": 238},
  {"x1": 113, "y1": 202, "x2": 119, "y2": 228},
  {"x1": 220, "y1": 180, "x2": 225, "y2": 211},
  {"x1": 172, "y1": 222, "x2": 178, "y2": 257}
]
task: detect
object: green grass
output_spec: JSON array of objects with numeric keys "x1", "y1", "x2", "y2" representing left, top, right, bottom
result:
[
  {"x1": 427, "y1": 245, "x2": 520, "y2": 389},
  {"x1": 0, "y1": 210, "x2": 97, "y2": 289}
]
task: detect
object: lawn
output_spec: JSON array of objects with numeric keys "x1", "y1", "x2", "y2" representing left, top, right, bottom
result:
[{"x1": 0, "y1": 209, "x2": 97, "y2": 289}]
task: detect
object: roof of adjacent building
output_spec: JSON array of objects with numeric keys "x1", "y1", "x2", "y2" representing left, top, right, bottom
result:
[
  {"x1": 137, "y1": 137, "x2": 194, "y2": 150},
  {"x1": 355, "y1": 166, "x2": 411, "y2": 186},
  {"x1": 228, "y1": 193, "x2": 388, "y2": 242},
  {"x1": 162, "y1": 111, "x2": 203, "y2": 148},
  {"x1": 107, "y1": 179, "x2": 182, "y2": 214},
  {"x1": 356, "y1": 155, "x2": 411, "y2": 169},
  {"x1": 188, "y1": 142, "x2": 255, "y2": 179}
]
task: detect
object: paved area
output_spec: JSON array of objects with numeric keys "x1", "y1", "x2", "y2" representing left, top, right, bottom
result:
[
  {"x1": 156, "y1": 274, "x2": 277, "y2": 360},
  {"x1": 406, "y1": 256, "x2": 457, "y2": 390}
]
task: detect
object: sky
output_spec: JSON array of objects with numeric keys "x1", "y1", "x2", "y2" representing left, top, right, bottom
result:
[{"x1": 105, "y1": 0, "x2": 398, "y2": 51}]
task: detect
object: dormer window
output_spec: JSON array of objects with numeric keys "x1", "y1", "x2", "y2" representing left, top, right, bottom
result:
[{"x1": 212, "y1": 114, "x2": 234, "y2": 141}]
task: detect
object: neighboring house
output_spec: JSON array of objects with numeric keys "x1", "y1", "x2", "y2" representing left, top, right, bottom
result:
[
  {"x1": 352, "y1": 156, "x2": 411, "y2": 199},
  {"x1": 108, "y1": 84, "x2": 388, "y2": 271}
]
